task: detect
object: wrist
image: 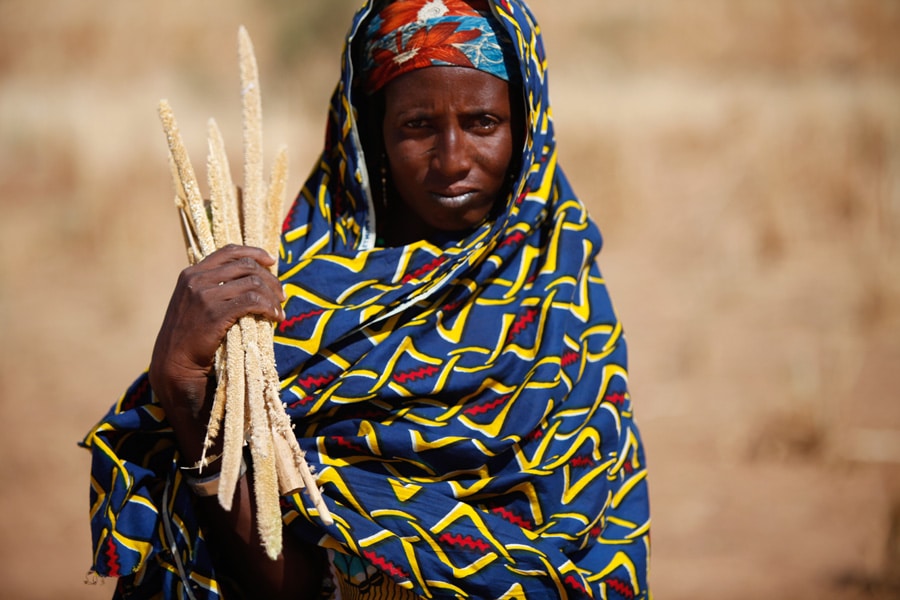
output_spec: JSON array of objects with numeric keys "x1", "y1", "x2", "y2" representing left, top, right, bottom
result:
[
  {"x1": 151, "y1": 383, "x2": 220, "y2": 466},
  {"x1": 149, "y1": 367, "x2": 212, "y2": 417},
  {"x1": 180, "y1": 453, "x2": 248, "y2": 497}
]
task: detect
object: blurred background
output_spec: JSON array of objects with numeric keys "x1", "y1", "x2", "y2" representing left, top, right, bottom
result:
[{"x1": 1, "y1": 0, "x2": 898, "y2": 597}]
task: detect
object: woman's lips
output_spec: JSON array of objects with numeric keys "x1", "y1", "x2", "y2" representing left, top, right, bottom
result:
[{"x1": 428, "y1": 190, "x2": 478, "y2": 207}]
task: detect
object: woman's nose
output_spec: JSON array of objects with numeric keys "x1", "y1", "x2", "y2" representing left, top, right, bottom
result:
[{"x1": 433, "y1": 125, "x2": 470, "y2": 179}]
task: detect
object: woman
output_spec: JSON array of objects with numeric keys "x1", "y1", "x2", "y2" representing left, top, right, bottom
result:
[{"x1": 84, "y1": 0, "x2": 651, "y2": 598}]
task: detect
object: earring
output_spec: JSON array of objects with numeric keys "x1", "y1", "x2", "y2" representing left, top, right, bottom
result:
[
  {"x1": 507, "y1": 169, "x2": 519, "y2": 195},
  {"x1": 380, "y1": 154, "x2": 389, "y2": 210}
]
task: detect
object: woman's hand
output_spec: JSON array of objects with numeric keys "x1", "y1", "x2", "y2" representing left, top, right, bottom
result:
[
  {"x1": 148, "y1": 244, "x2": 285, "y2": 463},
  {"x1": 148, "y1": 245, "x2": 325, "y2": 594}
]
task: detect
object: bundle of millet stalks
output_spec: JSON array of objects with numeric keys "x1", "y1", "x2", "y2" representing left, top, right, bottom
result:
[{"x1": 158, "y1": 26, "x2": 332, "y2": 560}]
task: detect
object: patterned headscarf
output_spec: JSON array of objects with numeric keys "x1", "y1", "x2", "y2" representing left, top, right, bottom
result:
[
  {"x1": 362, "y1": 0, "x2": 514, "y2": 93},
  {"x1": 83, "y1": 0, "x2": 651, "y2": 598}
]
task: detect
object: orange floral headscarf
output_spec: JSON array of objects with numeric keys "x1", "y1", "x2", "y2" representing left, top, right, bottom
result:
[{"x1": 362, "y1": 0, "x2": 514, "y2": 93}]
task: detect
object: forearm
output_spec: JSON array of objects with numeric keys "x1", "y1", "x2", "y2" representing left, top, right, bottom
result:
[
  {"x1": 155, "y1": 374, "x2": 219, "y2": 467},
  {"x1": 154, "y1": 378, "x2": 325, "y2": 597},
  {"x1": 198, "y1": 476, "x2": 326, "y2": 599}
]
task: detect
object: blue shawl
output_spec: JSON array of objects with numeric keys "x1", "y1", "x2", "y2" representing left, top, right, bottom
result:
[{"x1": 83, "y1": 1, "x2": 650, "y2": 598}]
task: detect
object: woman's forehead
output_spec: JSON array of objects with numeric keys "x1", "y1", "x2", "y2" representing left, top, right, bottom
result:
[{"x1": 382, "y1": 66, "x2": 511, "y2": 112}]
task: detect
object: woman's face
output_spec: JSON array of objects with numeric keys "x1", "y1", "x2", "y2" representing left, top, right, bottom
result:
[{"x1": 381, "y1": 66, "x2": 514, "y2": 240}]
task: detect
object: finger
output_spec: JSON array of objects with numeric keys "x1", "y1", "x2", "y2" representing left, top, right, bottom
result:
[
  {"x1": 200, "y1": 244, "x2": 276, "y2": 270},
  {"x1": 201, "y1": 275, "x2": 285, "y2": 323},
  {"x1": 198, "y1": 257, "x2": 284, "y2": 303},
  {"x1": 191, "y1": 249, "x2": 283, "y2": 298}
]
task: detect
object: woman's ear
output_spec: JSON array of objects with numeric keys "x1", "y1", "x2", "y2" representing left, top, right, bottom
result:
[{"x1": 357, "y1": 90, "x2": 386, "y2": 186}]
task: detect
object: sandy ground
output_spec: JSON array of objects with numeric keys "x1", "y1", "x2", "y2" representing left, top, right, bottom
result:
[{"x1": 1, "y1": 0, "x2": 899, "y2": 597}]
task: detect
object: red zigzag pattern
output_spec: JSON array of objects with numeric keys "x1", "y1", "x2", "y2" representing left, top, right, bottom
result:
[
  {"x1": 561, "y1": 350, "x2": 580, "y2": 367},
  {"x1": 393, "y1": 365, "x2": 440, "y2": 385},
  {"x1": 363, "y1": 550, "x2": 410, "y2": 580},
  {"x1": 605, "y1": 392, "x2": 626, "y2": 405},
  {"x1": 564, "y1": 575, "x2": 588, "y2": 595},
  {"x1": 278, "y1": 308, "x2": 325, "y2": 333},
  {"x1": 507, "y1": 308, "x2": 539, "y2": 343},
  {"x1": 606, "y1": 577, "x2": 636, "y2": 599},
  {"x1": 464, "y1": 395, "x2": 511, "y2": 417},
  {"x1": 104, "y1": 536, "x2": 120, "y2": 577},
  {"x1": 491, "y1": 506, "x2": 534, "y2": 530},
  {"x1": 402, "y1": 256, "x2": 447, "y2": 284},
  {"x1": 287, "y1": 372, "x2": 337, "y2": 409},
  {"x1": 439, "y1": 532, "x2": 491, "y2": 553}
]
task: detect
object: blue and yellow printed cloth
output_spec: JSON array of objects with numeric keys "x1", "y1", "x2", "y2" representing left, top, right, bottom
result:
[{"x1": 83, "y1": 1, "x2": 650, "y2": 598}]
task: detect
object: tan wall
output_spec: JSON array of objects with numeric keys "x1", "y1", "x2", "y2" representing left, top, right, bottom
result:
[{"x1": 1, "y1": 0, "x2": 898, "y2": 597}]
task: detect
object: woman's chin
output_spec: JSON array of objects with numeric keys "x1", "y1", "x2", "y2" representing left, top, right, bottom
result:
[{"x1": 423, "y1": 200, "x2": 496, "y2": 233}]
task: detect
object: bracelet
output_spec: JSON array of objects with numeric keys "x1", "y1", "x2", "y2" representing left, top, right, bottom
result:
[
  {"x1": 179, "y1": 451, "x2": 224, "y2": 474},
  {"x1": 180, "y1": 456, "x2": 248, "y2": 497}
]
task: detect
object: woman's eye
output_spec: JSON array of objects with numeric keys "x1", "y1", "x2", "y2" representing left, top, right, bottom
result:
[
  {"x1": 405, "y1": 119, "x2": 428, "y2": 129},
  {"x1": 474, "y1": 116, "x2": 499, "y2": 131}
]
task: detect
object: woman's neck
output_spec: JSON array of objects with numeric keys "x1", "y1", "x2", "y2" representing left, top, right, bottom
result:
[{"x1": 377, "y1": 201, "x2": 471, "y2": 247}]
